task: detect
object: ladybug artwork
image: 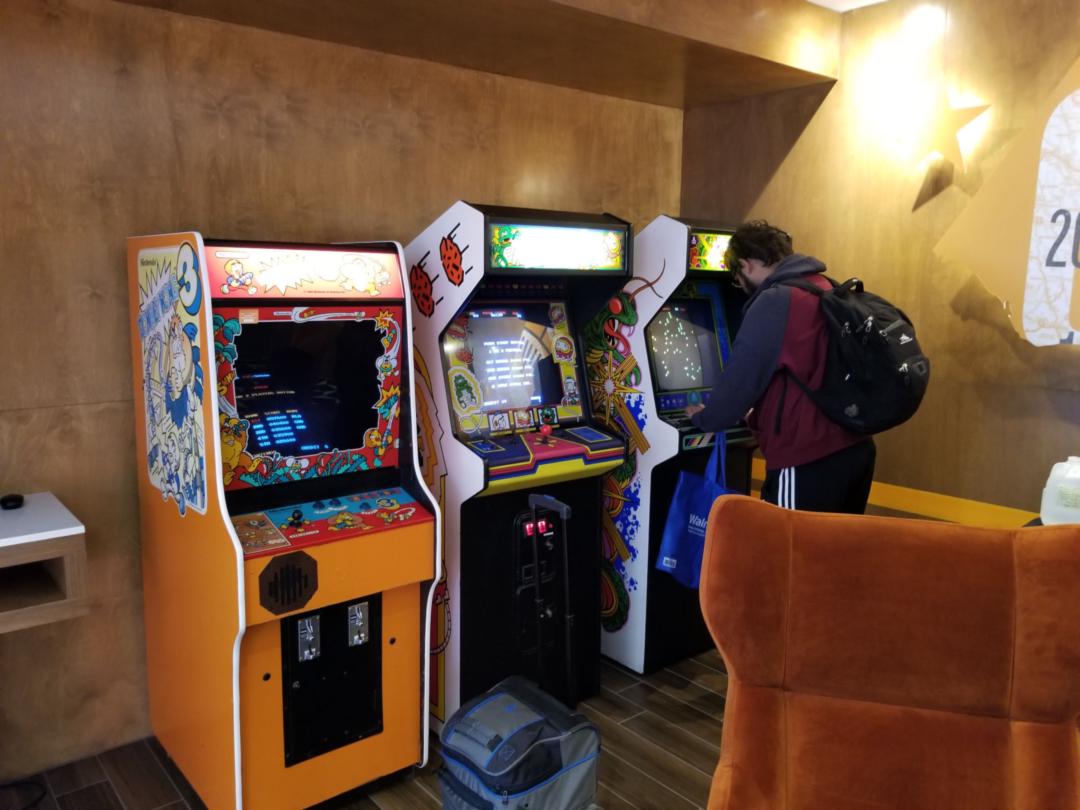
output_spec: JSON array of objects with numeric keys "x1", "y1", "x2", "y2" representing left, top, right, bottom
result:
[
  {"x1": 439, "y1": 223, "x2": 470, "y2": 287},
  {"x1": 409, "y1": 252, "x2": 442, "y2": 319}
]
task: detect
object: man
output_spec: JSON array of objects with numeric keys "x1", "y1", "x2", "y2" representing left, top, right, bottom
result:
[{"x1": 685, "y1": 220, "x2": 875, "y2": 513}]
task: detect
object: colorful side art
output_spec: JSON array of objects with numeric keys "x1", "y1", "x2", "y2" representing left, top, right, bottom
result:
[
  {"x1": 213, "y1": 306, "x2": 402, "y2": 489},
  {"x1": 490, "y1": 224, "x2": 626, "y2": 272},
  {"x1": 413, "y1": 351, "x2": 451, "y2": 721},
  {"x1": 583, "y1": 267, "x2": 666, "y2": 632},
  {"x1": 135, "y1": 242, "x2": 208, "y2": 516},
  {"x1": 206, "y1": 245, "x2": 403, "y2": 299}
]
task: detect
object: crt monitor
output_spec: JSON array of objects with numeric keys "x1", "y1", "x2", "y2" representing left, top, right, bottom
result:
[
  {"x1": 233, "y1": 320, "x2": 381, "y2": 455},
  {"x1": 442, "y1": 301, "x2": 584, "y2": 436},
  {"x1": 645, "y1": 298, "x2": 724, "y2": 397}
]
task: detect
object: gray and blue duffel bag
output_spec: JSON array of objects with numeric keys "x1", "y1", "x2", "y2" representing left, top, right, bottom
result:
[{"x1": 438, "y1": 676, "x2": 601, "y2": 809}]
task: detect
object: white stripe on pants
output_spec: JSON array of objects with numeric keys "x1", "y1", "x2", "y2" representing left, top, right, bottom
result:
[{"x1": 780, "y1": 467, "x2": 796, "y2": 509}]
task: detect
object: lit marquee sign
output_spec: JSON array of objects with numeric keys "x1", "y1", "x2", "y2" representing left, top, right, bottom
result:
[
  {"x1": 688, "y1": 230, "x2": 734, "y2": 272},
  {"x1": 489, "y1": 223, "x2": 626, "y2": 272}
]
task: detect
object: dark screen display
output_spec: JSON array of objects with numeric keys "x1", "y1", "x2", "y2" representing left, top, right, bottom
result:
[
  {"x1": 233, "y1": 321, "x2": 382, "y2": 455},
  {"x1": 646, "y1": 298, "x2": 723, "y2": 393},
  {"x1": 454, "y1": 305, "x2": 565, "y2": 412}
]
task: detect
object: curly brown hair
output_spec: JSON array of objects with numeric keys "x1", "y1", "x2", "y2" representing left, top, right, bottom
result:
[{"x1": 724, "y1": 220, "x2": 793, "y2": 270}]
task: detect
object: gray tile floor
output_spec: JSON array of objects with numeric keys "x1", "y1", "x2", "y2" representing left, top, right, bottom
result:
[{"x1": 0, "y1": 737, "x2": 196, "y2": 810}]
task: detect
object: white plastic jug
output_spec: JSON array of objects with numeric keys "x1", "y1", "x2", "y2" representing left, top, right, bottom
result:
[{"x1": 1040, "y1": 456, "x2": 1080, "y2": 524}]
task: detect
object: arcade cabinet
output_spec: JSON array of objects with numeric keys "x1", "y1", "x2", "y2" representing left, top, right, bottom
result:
[
  {"x1": 585, "y1": 216, "x2": 753, "y2": 674},
  {"x1": 127, "y1": 235, "x2": 439, "y2": 810},
  {"x1": 405, "y1": 203, "x2": 630, "y2": 724}
]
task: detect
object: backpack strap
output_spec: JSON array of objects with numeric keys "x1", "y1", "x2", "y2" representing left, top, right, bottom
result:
[
  {"x1": 775, "y1": 275, "x2": 863, "y2": 297},
  {"x1": 770, "y1": 274, "x2": 856, "y2": 417}
]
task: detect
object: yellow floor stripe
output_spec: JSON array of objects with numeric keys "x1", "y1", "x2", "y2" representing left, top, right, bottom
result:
[{"x1": 750, "y1": 458, "x2": 1037, "y2": 529}]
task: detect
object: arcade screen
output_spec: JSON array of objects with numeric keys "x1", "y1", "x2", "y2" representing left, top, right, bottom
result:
[
  {"x1": 232, "y1": 321, "x2": 381, "y2": 457},
  {"x1": 689, "y1": 230, "x2": 734, "y2": 272},
  {"x1": 646, "y1": 299, "x2": 724, "y2": 393},
  {"x1": 442, "y1": 302, "x2": 583, "y2": 435}
]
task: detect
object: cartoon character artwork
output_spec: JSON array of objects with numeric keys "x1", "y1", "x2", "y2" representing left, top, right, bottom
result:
[
  {"x1": 446, "y1": 367, "x2": 484, "y2": 434},
  {"x1": 377, "y1": 505, "x2": 417, "y2": 524},
  {"x1": 440, "y1": 224, "x2": 471, "y2": 287},
  {"x1": 328, "y1": 511, "x2": 361, "y2": 532},
  {"x1": 561, "y1": 376, "x2": 580, "y2": 407},
  {"x1": 136, "y1": 241, "x2": 208, "y2": 517},
  {"x1": 513, "y1": 409, "x2": 534, "y2": 430},
  {"x1": 339, "y1": 254, "x2": 392, "y2": 297},
  {"x1": 553, "y1": 335, "x2": 575, "y2": 364},
  {"x1": 219, "y1": 259, "x2": 257, "y2": 295},
  {"x1": 220, "y1": 415, "x2": 254, "y2": 486},
  {"x1": 489, "y1": 412, "x2": 511, "y2": 433},
  {"x1": 281, "y1": 509, "x2": 308, "y2": 530}
]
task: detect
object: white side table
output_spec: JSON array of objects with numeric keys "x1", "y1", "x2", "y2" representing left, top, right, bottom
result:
[{"x1": 0, "y1": 492, "x2": 88, "y2": 633}]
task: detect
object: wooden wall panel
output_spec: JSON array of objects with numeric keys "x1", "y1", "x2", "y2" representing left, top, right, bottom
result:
[
  {"x1": 681, "y1": 0, "x2": 1080, "y2": 510},
  {"x1": 0, "y1": 403, "x2": 147, "y2": 778},
  {"x1": 117, "y1": 0, "x2": 835, "y2": 108},
  {"x1": 0, "y1": 0, "x2": 681, "y2": 777}
]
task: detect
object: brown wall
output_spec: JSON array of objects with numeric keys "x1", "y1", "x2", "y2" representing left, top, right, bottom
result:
[
  {"x1": 0, "y1": 0, "x2": 682, "y2": 777},
  {"x1": 682, "y1": 0, "x2": 1080, "y2": 511}
]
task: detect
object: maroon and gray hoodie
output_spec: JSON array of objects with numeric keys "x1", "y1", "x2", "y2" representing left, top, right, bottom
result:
[{"x1": 689, "y1": 253, "x2": 868, "y2": 471}]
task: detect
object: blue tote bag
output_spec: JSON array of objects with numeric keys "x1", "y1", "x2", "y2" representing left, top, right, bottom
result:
[{"x1": 655, "y1": 434, "x2": 737, "y2": 589}]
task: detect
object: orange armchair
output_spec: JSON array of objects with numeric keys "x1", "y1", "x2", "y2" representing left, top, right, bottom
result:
[{"x1": 700, "y1": 495, "x2": 1080, "y2": 810}]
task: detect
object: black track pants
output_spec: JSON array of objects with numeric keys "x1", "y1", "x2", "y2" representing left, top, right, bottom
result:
[{"x1": 761, "y1": 440, "x2": 876, "y2": 515}]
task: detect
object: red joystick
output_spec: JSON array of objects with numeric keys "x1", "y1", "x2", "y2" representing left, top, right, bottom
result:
[{"x1": 539, "y1": 424, "x2": 553, "y2": 437}]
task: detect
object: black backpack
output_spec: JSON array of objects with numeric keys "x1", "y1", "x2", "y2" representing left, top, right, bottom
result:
[{"x1": 776, "y1": 276, "x2": 929, "y2": 435}]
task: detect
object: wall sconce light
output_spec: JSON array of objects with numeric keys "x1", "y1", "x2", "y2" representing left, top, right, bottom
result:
[{"x1": 805, "y1": 0, "x2": 890, "y2": 10}]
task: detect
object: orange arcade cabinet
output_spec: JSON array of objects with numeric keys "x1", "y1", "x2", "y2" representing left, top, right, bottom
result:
[{"x1": 126, "y1": 235, "x2": 439, "y2": 810}]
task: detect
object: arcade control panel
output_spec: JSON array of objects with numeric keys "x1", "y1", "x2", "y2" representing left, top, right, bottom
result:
[
  {"x1": 468, "y1": 423, "x2": 624, "y2": 479},
  {"x1": 655, "y1": 391, "x2": 752, "y2": 449},
  {"x1": 230, "y1": 486, "x2": 433, "y2": 559}
]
